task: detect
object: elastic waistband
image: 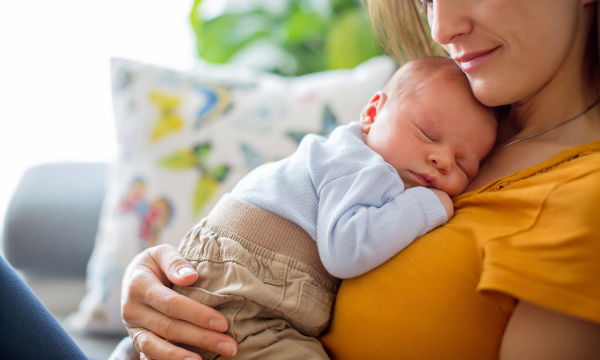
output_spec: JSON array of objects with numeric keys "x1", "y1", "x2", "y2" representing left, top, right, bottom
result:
[{"x1": 207, "y1": 194, "x2": 339, "y2": 286}]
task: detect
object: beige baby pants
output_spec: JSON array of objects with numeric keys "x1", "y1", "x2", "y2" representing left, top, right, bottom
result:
[{"x1": 172, "y1": 195, "x2": 340, "y2": 360}]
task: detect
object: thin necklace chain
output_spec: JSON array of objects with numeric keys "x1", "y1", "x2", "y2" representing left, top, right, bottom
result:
[{"x1": 491, "y1": 98, "x2": 600, "y2": 156}]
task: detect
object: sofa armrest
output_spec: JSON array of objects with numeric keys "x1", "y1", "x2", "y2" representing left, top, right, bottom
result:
[{"x1": 3, "y1": 162, "x2": 108, "y2": 276}]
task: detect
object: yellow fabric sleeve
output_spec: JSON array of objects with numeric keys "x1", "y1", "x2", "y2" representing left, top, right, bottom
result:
[{"x1": 478, "y1": 169, "x2": 600, "y2": 325}]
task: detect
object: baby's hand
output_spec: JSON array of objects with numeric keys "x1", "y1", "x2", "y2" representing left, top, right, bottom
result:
[{"x1": 429, "y1": 188, "x2": 455, "y2": 220}]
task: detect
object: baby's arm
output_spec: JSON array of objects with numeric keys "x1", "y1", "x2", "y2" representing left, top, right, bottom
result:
[
  {"x1": 316, "y1": 163, "x2": 449, "y2": 279},
  {"x1": 429, "y1": 188, "x2": 455, "y2": 219}
]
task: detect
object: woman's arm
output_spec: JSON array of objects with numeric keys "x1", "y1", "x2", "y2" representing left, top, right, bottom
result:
[
  {"x1": 500, "y1": 301, "x2": 600, "y2": 360},
  {"x1": 121, "y1": 244, "x2": 238, "y2": 360},
  {"x1": 0, "y1": 255, "x2": 88, "y2": 359}
]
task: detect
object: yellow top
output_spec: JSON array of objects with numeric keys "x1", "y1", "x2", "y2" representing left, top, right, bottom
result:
[{"x1": 320, "y1": 139, "x2": 600, "y2": 360}]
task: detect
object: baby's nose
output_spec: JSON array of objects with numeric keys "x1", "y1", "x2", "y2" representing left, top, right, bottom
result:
[{"x1": 429, "y1": 153, "x2": 452, "y2": 174}]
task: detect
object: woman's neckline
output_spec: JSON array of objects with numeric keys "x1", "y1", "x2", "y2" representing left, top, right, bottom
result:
[{"x1": 453, "y1": 137, "x2": 600, "y2": 202}]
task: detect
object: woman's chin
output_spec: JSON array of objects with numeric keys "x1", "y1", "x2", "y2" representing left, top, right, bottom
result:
[{"x1": 468, "y1": 76, "x2": 515, "y2": 107}]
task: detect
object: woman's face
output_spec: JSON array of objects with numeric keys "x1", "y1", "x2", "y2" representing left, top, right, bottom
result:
[{"x1": 423, "y1": 0, "x2": 595, "y2": 106}]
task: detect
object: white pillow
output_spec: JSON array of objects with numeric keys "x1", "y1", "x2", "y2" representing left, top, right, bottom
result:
[{"x1": 67, "y1": 56, "x2": 397, "y2": 334}]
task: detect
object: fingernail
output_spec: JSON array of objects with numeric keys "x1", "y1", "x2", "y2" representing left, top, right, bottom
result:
[
  {"x1": 217, "y1": 342, "x2": 237, "y2": 357},
  {"x1": 177, "y1": 267, "x2": 195, "y2": 277},
  {"x1": 209, "y1": 319, "x2": 228, "y2": 332},
  {"x1": 183, "y1": 358, "x2": 196, "y2": 360}
]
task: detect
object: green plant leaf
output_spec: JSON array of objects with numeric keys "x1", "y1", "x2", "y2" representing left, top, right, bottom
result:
[
  {"x1": 189, "y1": 0, "x2": 383, "y2": 75},
  {"x1": 200, "y1": 13, "x2": 271, "y2": 63},
  {"x1": 190, "y1": 0, "x2": 204, "y2": 56},
  {"x1": 159, "y1": 149, "x2": 197, "y2": 169},
  {"x1": 331, "y1": 0, "x2": 358, "y2": 13},
  {"x1": 325, "y1": 9, "x2": 382, "y2": 70},
  {"x1": 283, "y1": 41, "x2": 326, "y2": 75},
  {"x1": 284, "y1": 10, "x2": 325, "y2": 44}
]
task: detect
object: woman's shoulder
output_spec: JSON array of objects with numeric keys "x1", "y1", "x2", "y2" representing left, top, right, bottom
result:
[
  {"x1": 459, "y1": 140, "x2": 600, "y2": 221},
  {"x1": 533, "y1": 146, "x2": 600, "y2": 220},
  {"x1": 477, "y1": 147, "x2": 600, "y2": 326},
  {"x1": 550, "y1": 151, "x2": 600, "y2": 210}
]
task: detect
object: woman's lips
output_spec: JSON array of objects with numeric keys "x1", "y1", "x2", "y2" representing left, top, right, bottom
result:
[{"x1": 454, "y1": 47, "x2": 499, "y2": 72}]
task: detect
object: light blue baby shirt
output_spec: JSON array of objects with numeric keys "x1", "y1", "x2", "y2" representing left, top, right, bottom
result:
[{"x1": 231, "y1": 122, "x2": 448, "y2": 278}]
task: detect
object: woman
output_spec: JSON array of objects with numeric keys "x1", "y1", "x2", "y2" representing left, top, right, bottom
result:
[{"x1": 121, "y1": 0, "x2": 600, "y2": 359}]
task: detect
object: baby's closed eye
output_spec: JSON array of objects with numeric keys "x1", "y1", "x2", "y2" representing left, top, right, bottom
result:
[{"x1": 417, "y1": 126, "x2": 437, "y2": 142}]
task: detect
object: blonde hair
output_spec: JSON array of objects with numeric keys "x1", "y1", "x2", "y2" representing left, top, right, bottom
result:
[
  {"x1": 364, "y1": 0, "x2": 446, "y2": 64},
  {"x1": 366, "y1": 0, "x2": 599, "y2": 86}
]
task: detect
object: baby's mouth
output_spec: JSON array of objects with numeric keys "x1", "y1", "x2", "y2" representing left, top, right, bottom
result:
[
  {"x1": 409, "y1": 171, "x2": 438, "y2": 188},
  {"x1": 409, "y1": 171, "x2": 431, "y2": 186}
]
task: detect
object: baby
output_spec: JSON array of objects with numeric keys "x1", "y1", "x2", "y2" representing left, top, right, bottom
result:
[{"x1": 172, "y1": 57, "x2": 498, "y2": 359}]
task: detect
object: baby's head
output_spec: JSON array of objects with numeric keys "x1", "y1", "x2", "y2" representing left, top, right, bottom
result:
[{"x1": 360, "y1": 57, "x2": 497, "y2": 197}]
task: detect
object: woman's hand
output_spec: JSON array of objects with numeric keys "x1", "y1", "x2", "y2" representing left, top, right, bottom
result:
[{"x1": 121, "y1": 244, "x2": 239, "y2": 360}]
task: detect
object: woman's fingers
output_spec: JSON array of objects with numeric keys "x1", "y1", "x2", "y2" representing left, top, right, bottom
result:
[
  {"x1": 123, "y1": 252, "x2": 230, "y2": 332},
  {"x1": 140, "y1": 354, "x2": 158, "y2": 360},
  {"x1": 148, "y1": 244, "x2": 198, "y2": 287},
  {"x1": 122, "y1": 284, "x2": 237, "y2": 355},
  {"x1": 127, "y1": 304, "x2": 237, "y2": 357},
  {"x1": 144, "y1": 283, "x2": 229, "y2": 332},
  {"x1": 145, "y1": 308, "x2": 236, "y2": 355},
  {"x1": 122, "y1": 245, "x2": 238, "y2": 358},
  {"x1": 133, "y1": 328, "x2": 202, "y2": 360}
]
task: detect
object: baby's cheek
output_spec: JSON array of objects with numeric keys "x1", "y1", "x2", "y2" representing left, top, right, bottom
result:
[{"x1": 447, "y1": 176, "x2": 467, "y2": 197}]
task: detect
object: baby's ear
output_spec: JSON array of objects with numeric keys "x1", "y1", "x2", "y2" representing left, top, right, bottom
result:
[{"x1": 360, "y1": 91, "x2": 386, "y2": 134}]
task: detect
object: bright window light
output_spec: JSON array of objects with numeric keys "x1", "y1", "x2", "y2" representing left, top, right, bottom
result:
[{"x1": 0, "y1": 0, "x2": 195, "y2": 243}]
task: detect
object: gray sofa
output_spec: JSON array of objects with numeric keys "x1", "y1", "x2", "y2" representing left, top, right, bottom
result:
[
  {"x1": 2, "y1": 162, "x2": 123, "y2": 359},
  {"x1": 4, "y1": 162, "x2": 107, "y2": 276}
]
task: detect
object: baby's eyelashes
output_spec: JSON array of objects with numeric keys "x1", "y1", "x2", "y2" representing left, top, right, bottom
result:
[
  {"x1": 417, "y1": 127, "x2": 436, "y2": 143},
  {"x1": 456, "y1": 162, "x2": 467, "y2": 176},
  {"x1": 457, "y1": 160, "x2": 476, "y2": 181}
]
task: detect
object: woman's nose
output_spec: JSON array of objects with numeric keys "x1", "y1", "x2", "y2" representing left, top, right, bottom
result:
[{"x1": 428, "y1": 0, "x2": 474, "y2": 46}]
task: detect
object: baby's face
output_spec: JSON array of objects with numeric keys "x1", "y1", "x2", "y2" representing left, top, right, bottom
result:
[{"x1": 362, "y1": 76, "x2": 496, "y2": 197}]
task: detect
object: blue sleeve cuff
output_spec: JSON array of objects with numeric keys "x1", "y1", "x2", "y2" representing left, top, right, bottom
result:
[{"x1": 405, "y1": 186, "x2": 449, "y2": 229}]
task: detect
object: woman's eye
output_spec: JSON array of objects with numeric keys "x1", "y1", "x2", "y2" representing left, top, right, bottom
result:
[{"x1": 420, "y1": 0, "x2": 433, "y2": 11}]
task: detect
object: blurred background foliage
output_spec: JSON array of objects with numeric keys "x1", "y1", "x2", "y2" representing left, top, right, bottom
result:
[{"x1": 190, "y1": 0, "x2": 383, "y2": 76}]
